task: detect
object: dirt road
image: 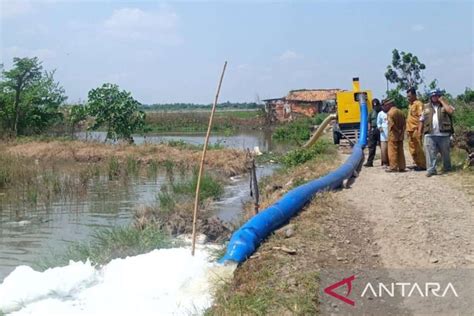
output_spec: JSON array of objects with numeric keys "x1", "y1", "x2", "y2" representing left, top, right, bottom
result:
[
  {"x1": 343, "y1": 161, "x2": 474, "y2": 269},
  {"x1": 210, "y1": 148, "x2": 474, "y2": 315},
  {"x1": 322, "y1": 154, "x2": 474, "y2": 314}
]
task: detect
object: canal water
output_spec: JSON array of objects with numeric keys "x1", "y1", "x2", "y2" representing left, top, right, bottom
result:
[
  {"x1": 0, "y1": 132, "x2": 281, "y2": 281},
  {"x1": 76, "y1": 129, "x2": 291, "y2": 153}
]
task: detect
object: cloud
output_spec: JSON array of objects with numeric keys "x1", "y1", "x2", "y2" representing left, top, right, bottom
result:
[
  {"x1": 102, "y1": 7, "x2": 180, "y2": 44},
  {"x1": 278, "y1": 50, "x2": 302, "y2": 61},
  {"x1": 0, "y1": 0, "x2": 33, "y2": 18},
  {"x1": 411, "y1": 24, "x2": 425, "y2": 32}
]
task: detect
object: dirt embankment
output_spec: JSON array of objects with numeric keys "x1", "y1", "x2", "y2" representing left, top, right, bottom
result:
[
  {"x1": 210, "y1": 149, "x2": 474, "y2": 315},
  {"x1": 2, "y1": 140, "x2": 247, "y2": 176}
]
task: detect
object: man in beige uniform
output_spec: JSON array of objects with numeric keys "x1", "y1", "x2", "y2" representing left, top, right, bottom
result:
[
  {"x1": 406, "y1": 88, "x2": 426, "y2": 170},
  {"x1": 382, "y1": 98, "x2": 406, "y2": 172}
]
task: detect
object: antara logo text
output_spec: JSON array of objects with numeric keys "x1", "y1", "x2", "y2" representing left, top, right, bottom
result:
[{"x1": 324, "y1": 275, "x2": 459, "y2": 306}]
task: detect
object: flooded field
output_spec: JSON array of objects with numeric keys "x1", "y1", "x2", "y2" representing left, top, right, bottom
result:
[
  {"x1": 0, "y1": 133, "x2": 280, "y2": 281},
  {"x1": 77, "y1": 130, "x2": 291, "y2": 153}
]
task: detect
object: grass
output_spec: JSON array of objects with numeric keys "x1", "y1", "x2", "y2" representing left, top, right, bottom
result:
[
  {"x1": 108, "y1": 156, "x2": 120, "y2": 179},
  {"x1": 143, "y1": 110, "x2": 264, "y2": 134},
  {"x1": 272, "y1": 113, "x2": 330, "y2": 144},
  {"x1": 208, "y1": 135, "x2": 339, "y2": 315},
  {"x1": 165, "y1": 139, "x2": 225, "y2": 151},
  {"x1": 133, "y1": 169, "x2": 228, "y2": 237},
  {"x1": 157, "y1": 169, "x2": 225, "y2": 213},
  {"x1": 0, "y1": 153, "x2": 89, "y2": 206},
  {"x1": 0, "y1": 136, "x2": 247, "y2": 206},
  {"x1": 282, "y1": 139, "x2": 337, "y2": 167},
  {"x1": 3, "y1": 138, "x2": 248, "y2": 176},
  {"x1": 214, "y1": 110, "x2": 262, "y2": 119},
  {"x1": 157, "y1": 190, "x2": 176, "y2": 212},
  {"x1": 37, "y1": 226, "x2": 172, "y2": 269},
  {"x1": 171, "y1": 170, "x2": 224, "y2": 201},
  {"x1": 452, "y1": 100, "x2": 474, "y2": 134}
]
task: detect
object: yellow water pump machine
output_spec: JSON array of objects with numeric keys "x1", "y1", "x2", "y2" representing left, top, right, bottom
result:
[{"x1": 333, "y1": 78, "x2": 372, "y2": 145}]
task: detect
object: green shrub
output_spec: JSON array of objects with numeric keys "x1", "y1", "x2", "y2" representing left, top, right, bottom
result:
[
  {"x1": 313, "y1": 113, "x2": 330, "y2": 125},
  {"x1": 453, "y1": 101, "x2": 474, "y2": 134},
  {"x1": 282, "y1": 139, "x2": 335, "y2": 167},
  {"x1": 273, "y1": 118, "x2": 312, "y2": 143}
]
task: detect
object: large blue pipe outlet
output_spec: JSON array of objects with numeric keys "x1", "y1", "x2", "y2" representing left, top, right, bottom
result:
[{"x1": 220, "y1": 95, "x2": 368, "y2": 264}]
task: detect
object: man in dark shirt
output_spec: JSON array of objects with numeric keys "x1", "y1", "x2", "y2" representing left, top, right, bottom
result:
[{"x1": 364, "y1": 98, "x2": 382, "y2": 167}]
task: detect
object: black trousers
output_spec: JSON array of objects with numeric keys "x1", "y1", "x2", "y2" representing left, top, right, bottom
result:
[{"x1": 366, "y1": 128, "x2": 380, "y2": 165}]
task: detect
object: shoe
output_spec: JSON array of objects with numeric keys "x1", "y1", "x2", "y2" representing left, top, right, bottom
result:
[
  {"x1": 385, "y1": 169, "x2": 397, "y2": 173},
  {"x1": 399, "y1": 169, "x2": 407, "y2": 172},
  {"x1": 414, "y1": 166, "x2": 426, "y2": 171},
  {"x1": 407, "y1": 165, "x2": 417, "y2": 170},
  {"x1": 363, "y1": 163, "x2": 373, "y2": 167},
  {"x1": 426, "y1": 172, "x2": 437, "y2": 177}
]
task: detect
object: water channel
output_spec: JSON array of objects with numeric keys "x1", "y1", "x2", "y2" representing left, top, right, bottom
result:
[{"x1": 0, "y1": 131, "x2": 285, "y2": 281}]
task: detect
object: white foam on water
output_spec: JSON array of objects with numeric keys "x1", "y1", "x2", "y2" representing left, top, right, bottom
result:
[{"x1": 0, "y1": 247, "x2": 236, "y2": 316}]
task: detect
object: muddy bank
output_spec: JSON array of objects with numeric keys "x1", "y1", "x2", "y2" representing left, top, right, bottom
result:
[
  {"x1": 2, "y1": 140, "x2": 247, "y2": 176},
  {"x1": 133, "y1": 204, "x2": 232, "y2": 244}
]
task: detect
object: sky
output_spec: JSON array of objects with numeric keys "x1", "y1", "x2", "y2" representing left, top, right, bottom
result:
[{"x1": 1, "y1": 0, "x2": 473, "y2": 104}]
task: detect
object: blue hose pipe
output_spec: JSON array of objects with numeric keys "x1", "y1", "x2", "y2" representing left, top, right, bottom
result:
[{"x1": 220, "y1": 96, "x2": 368, "y2": 264}]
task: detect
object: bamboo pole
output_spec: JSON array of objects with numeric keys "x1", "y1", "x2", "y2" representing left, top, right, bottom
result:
[{"x1": 191, "y1": 61, "x2": 227, "y2": 256}]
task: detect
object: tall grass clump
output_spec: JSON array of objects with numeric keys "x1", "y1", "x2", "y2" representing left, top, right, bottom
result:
[
  {"x1": 147, "y1": 159, "x2": 159, "y2": 177},
  {"x1": 157, "y1": 190, "x2": 176, "y2": 212},
  {"x1": 108, "y1": 156, "x2": 120, "y2": 179},
  {"x1": 282, "y1": 139, "x2": 336, "y2": 167},
  {"x1": 126, "y1": 156, "x2": 139, "y2": 177},
  {"x1": 0, "y1": 156, "x2": 13, "y2": 188},
  {"x1": 38, "y1": 226, "x2": 172, "y2": 269},
  {"x1": 172, "y1": 170, "x2": 224, "y2": 201}
]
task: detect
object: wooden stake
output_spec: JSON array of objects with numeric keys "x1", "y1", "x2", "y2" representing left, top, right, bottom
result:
[{"x1": 191, "y1": 61, "x2": 227, "y2": 256}]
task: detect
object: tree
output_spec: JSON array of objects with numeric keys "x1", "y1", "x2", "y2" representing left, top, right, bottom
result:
[
  {"x1": 386, "y1": 87, "x2": 408, "y2": 109},
  {"x1": 67, "y1": 104, "x2": 88, "y2": 137},
  {"x1": 457, "y1": 88, "x2": 474, "y2": 103},
  {"x1": 86, "y1": 83, "x2": 145, "y2": 143},
  {"x1": 0, "y1": 57, "x2": 66, "y2": 136},
  {"x1": 385, "y1": 49, "x2": 426, "y2": 91}
]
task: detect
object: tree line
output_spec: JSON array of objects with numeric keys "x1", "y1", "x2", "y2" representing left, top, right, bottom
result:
[
  {"x1": 142, "y1": 102, "x2": 260, "y2": 111},
  {"x1": 1, "y1": 54, "x2": 472, "y2": 142},
  {"x1": 0, "y1": 57, "x2": 145, "y2": 142}
]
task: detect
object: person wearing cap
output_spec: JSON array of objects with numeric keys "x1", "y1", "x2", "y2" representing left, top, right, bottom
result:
[
  {"x1": 419, "y1": 89, "x2": 455, "y2": 177},
  {"x1": 406, "y1": 87, "x2": 426, "y2": 170},
  {"x1": 382, "y1": 98, "x2": 406, "y2": 172},
  {"x1": 364, "y1": 98, "x2": 382, "y2": 167}
]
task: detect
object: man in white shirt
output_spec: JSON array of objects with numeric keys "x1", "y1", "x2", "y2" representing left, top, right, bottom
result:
[{"x1": 377, "y1": 107, "x2": 389, "y2": 167}]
